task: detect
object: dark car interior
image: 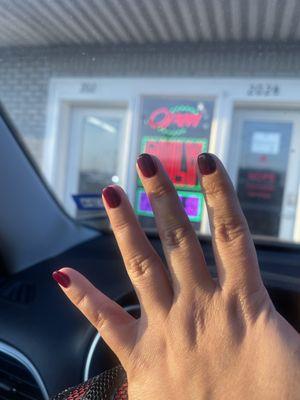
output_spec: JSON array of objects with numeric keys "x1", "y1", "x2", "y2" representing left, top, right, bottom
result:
[{"x1": 0, "y1": 101, "x2": 299, "y2": 399}]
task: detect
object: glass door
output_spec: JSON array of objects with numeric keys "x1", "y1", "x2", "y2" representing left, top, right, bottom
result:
[
  {"x1": 229, "y1": 108, "x2": 300, "y2": 241},
  {"x1": 64, "y1": 106, "x2": 128, "y2": 219},
  {"x1": 134, "y1": 96, "x2": 215, "y2": 232}
]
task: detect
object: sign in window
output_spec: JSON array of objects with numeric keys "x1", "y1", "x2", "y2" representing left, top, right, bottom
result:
[
  {"x1": 135, "y1": 97, "x2": 214, "y2": 230},
  {"x1": 237, "y1": 120, "x2": 292, "y2": 237}
]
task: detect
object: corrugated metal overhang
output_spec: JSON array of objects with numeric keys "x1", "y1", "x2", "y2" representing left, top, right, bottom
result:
[{"x1": 1, "y1": 0, "x2": 300, "y2": 48}]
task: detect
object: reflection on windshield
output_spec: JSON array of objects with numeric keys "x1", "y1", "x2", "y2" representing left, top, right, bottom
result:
[{"x1": 1, "y1": 0, "x2": 300, "y2": 244}]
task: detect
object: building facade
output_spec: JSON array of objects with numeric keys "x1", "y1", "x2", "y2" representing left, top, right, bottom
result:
[{"x1": 1, "y1": 1, "x2": 300, "y2": 243}]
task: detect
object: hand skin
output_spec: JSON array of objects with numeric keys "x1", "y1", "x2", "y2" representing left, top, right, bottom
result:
[{"x1": 54, "y1": 153, "x2": 300, "y2": 400}]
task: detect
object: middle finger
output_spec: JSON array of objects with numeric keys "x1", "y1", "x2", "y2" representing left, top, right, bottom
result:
[{"x1": 136, "y1": 153, "x2": 215, "y2": 295}]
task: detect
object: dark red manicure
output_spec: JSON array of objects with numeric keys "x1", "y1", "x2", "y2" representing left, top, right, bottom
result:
[
  {"x1": 197, "y1": 153, "x2": 217, "y2": 175},
  {"x1": 137, "y1": 153, "x2": 157, "y2": 178},
  {"x1": 52, "y1": 270, "x2": 71, "y2": 288},
  {"x1": 102, "y1": 186, "x2": 121, "y2": 208}
]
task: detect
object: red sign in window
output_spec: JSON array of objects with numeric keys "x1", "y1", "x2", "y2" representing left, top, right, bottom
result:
[{"x1": 142, "y1": 137, "x2": 207, "y2": 189}]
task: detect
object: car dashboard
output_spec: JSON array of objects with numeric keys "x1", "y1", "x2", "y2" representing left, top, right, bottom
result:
[{"x1": 0, "y1": 232, "x2": 299, "y2": 399}]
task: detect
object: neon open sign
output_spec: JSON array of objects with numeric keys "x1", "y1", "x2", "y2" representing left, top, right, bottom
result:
[
  {"x1": 148, "y1": 106, "x2": 202, "y2": 130},
  {"x1": 136, "y1": 98, "x2": 214, "y2": 225}
]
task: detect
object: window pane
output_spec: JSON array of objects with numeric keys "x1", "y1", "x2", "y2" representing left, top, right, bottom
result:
[
  {"x1": 68, "y1": 110, "x2": 126, "y2": 221},
  {"x1": 134, "y1": 97, "x2": 215, "y2": 231},
  {"x1": 237, "y1": 120, "x2": 292, "y2": 237},
  {"x1": 79, "y1": 116, "x2": 122, "y2": 193}
]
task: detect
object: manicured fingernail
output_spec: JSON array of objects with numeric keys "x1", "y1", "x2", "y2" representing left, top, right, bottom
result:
[
  {"x1": 52, "y1": 270, "x2": 71, "y2": 288},
  {"x1": 197, "y1": 153, "x2": 217, "y2": 175},
  {"x1": 102, "y1": 186, "x2": 121, "y2": 208},
  {"x1": 137, "y1": 153, "x2": 157, "y2": 178}
]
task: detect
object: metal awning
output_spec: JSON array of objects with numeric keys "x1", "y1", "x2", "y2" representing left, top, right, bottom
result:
[{"x1": 1, "y1": 0, "x2": 300, "y2": 48}]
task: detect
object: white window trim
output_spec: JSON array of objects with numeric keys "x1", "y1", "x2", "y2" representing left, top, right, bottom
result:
[{"x1": 45, "y1": 77, "x2": 300, "y2": 241}]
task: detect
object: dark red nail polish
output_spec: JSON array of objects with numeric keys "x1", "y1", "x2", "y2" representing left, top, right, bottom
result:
[
  {"x1": 52, "y1": 270, "x2": 71, "y2": 288},
  {"x1": 137, "y1": 153, "x2": 157, "y2": 178},
  {"x1": 102, "y1": 186, "x2": 121, "y2": 208},
  {"x1": 197, "y1": 153, "x2": 217, "y2": 175}
]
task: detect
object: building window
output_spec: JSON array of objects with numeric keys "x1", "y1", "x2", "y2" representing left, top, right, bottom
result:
[
  {"x1": 134, "y1": 96, "x2": 215, "y2": 231},
  {"x1": 62, "y1": 106, "x2": 127, "y2": 220},
  {"x1": 230, "y1": 107, "x2": 300, "y2": 241}
]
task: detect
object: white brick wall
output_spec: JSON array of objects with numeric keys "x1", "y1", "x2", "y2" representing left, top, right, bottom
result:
[{"x1": 1, "y1": 42, "x2": 300, "y2": 163}]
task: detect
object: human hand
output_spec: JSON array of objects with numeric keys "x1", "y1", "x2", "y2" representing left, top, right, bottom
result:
[{"x1": 53, "y1": 153, "x2": 300, "y2": 400}]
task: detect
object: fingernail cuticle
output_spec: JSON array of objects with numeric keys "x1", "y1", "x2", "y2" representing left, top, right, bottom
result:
[
  {"x1": 102, "y1": 186, "x2": 121, "y2": 208},
  {"x1": 52, "y1": 270, "x2": 71, "y2": 288},
  {"x1": 197, "y1": 153, "x2": 217, "y2": 175},
  {"x1": 137, "y1": 153, "x2": 157, "y2": 178}
]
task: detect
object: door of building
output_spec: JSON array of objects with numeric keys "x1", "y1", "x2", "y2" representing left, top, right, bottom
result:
[
  {"x1": 229, "y1": 107, "x2": 300, "y2": 241},
  {"x1": 64, "y1": 106, "x2": 128, "y2": 218}
]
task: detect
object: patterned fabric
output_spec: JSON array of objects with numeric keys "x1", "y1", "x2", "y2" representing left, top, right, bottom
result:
[
  {"x1": 114, "y1": 381, "x2": 128, "y2": 400},
  {"x1": 51, "y1": 365, "x2": 128, "y2": 400}
]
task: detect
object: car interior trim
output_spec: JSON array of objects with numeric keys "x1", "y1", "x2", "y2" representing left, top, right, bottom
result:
[{"x1": 0, "y1": 341, "x2": 48, "y2": 399}]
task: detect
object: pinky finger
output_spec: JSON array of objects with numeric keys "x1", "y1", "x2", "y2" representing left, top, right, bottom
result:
[{"x1": 52, "y1": 267, "x2": 136, "y2": 362}]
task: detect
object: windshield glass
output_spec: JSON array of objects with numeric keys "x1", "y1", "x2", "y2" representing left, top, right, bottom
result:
[{"x1": 1, "y1": 0, "x2": 300, "y2": 244}]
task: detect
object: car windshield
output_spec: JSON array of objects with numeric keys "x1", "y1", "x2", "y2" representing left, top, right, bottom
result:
[{"x1": 1, "y1": 0, "x2": 300, "y2": 245}]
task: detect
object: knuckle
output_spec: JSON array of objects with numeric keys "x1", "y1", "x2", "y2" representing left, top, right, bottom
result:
[
  {"x1": 126, "y1": 253, "x2": 154, "y2": 281},
  {"x1": 74, "y1": 291, "x2": 89, "y2": 310},
  {"x1": 204, "y1": 178, "x2": 228, "y2": 199},
  {"x1": 213, "y1": 217, "x2": 248, "y2": 244},
  {"x1": 241, "y1": 288, "x2": 270, "y2": 324},
  {"x1": 224, "y1": 286, "x2": 269, "y2": 326},
  {"x1": 94, "y1": 311, "x2": 106, "y2": 331},
  {"x1": 113, "y1": 218, "x2": 131, "y2": 234},
  {"x1": 162, "y1": 222, "x2": 192, "y2": 250},
  {"x1": 149, "y1": 181, "x2": 173, "y2": 201}
]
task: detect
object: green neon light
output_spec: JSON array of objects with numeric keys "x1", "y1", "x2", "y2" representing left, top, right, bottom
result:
[{"x1": 135, "y1": 188, "x2": 204, "y2": 223}]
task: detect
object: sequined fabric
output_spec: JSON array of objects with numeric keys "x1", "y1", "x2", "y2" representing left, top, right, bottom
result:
[{"x1": 51, "y1": 365, "x2": 128, "y2": 400}]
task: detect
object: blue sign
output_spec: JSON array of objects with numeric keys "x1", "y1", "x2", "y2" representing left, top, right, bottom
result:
[{"x1": 72, "y1": 194, "x2": 104, "y2": 211}]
